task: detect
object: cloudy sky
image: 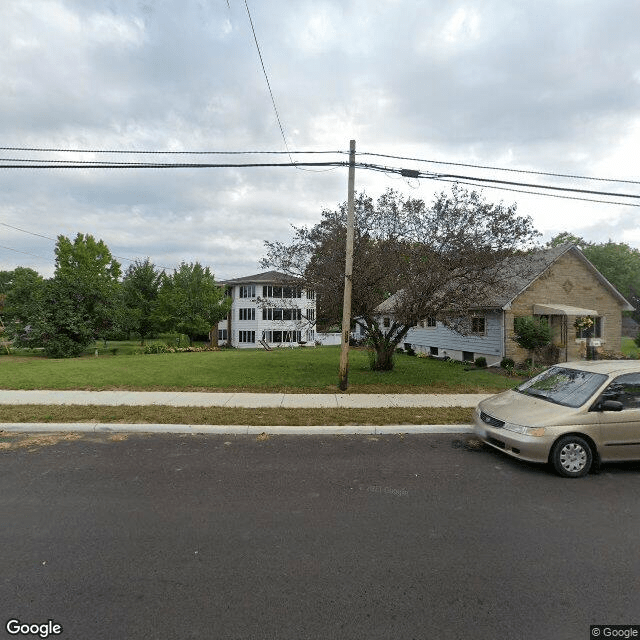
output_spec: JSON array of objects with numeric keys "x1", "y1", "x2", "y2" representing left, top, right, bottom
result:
[{"x1": 1, "y1": 0, "x2": 640, "y2": 279}]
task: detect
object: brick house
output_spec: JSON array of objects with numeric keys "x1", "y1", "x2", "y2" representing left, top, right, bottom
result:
[{"x1": 370, "y1": 244, "x2": 633, "y2": 365}]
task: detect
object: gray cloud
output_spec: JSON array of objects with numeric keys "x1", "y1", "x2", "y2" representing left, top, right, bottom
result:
[{"x1": 1, "y1": 0, "x2": 639, "y2": 280}]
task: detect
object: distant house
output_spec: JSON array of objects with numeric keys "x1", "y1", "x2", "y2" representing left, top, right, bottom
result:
[
  {"x1": 217, "y1": 270, "x2": 319, "y2": 349},
  {"x1": 363, "y1": 244, "x2": 633, "y2": 365}
]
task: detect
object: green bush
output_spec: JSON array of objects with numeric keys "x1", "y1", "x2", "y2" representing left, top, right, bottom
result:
[
  {"x1": 474, "y1": 356, "x2": 487, "y2": 368},
  {"x1": 635, "y1": 332, "x2": 640, "y2": 349},
  {"x1": 500, "y1": 357, "x2": 515, "y2": 369}
]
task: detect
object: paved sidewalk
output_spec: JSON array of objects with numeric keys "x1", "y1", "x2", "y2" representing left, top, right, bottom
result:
[
  {"x1": 0, "y1": 390, "x2": 485, "y2": 435},
  {"x1": 0, "y1": 389, "x2": 491, "y2": 408}
]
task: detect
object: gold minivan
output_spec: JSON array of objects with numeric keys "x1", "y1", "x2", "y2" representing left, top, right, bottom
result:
[{"x1": 474, "y1": 361, "x2": 640, "y2": 477}]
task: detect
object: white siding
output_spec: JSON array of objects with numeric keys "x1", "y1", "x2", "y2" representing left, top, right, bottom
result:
[{"x1": 218, "y1": 283, "x2": 317, "y2": 348}]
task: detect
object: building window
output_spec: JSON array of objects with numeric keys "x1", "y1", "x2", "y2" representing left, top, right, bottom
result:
[
  {"x1": 262, "y1": 308, "x2": 301, "y2": 321},
  {"x1": 383, "y1": 317, "x2": 391, "y2": 328},
  {"x1": 463, "y1": 351, "x2": 474, "y2": 362},
  {"x1": 239, "y1": 285, "x2": 255, "y2": 298},
  {"x1": 575, "y1": 316, "x2": 602, "y2": 339},
  {"x1": 262, "y1": 286, "x2": 301, "y2": 298},
  {"x1": 306, "y1": 290, "x2": 315, "y2": 300},
  {"x1": 305, "y1": 309, "x2": 315, "y2": 322},
  {"x1": 419, "y1": 317, "x2": 436, "y2": 328},
  {"x1": 430, "y1": 346, "x2": 439, "y2": 356},
  {"x1": 263, "y1": 330, "x2": 301, "y2": 343},
  {"x1": 218, "y1": 328, "x2": 228, "y2": 341},
  {"x1": 306, "y1": 330, "x2": 315, "y2": 342},
  {"x1": 238, "y1": 331, "x2": 255, "y2": 343},
  {"x1": 239, "y1": 308, "x2": 255, "y2": 321},
  {"x1": 471, "y1": 316, "x2": 486, "y2": 335}
]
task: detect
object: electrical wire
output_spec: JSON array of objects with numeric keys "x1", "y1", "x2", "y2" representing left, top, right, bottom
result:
[
  {"x1": 0, "y1": 160, "x2": 347, "y2": 169},
  {"x1": 242, "y1": 0, "x2": 291, "y2": 162},
  {"x1": 353, "y1": 162, "x2": 640, "y2": 203},
  {"x1": 422, "y1": 176, "x2": 640, "y2": 208},
  {"x1": 358, "y1": 151, "x2": 640, "y2": 186},
  {"x1": 0, "y1": 244, "x2": 49, "y2": 260},
  {"x1": 0, "y1": 147, "x2": 347, "y2": 155},
  {"x1": 1, "y1": 222, "x2": 175, "y2": 271}
]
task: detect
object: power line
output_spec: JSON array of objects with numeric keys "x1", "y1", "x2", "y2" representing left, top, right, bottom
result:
[
  {"x1": 423, "y1": 177, "x2": 640, "y2": 208},
  {"x1": 0, "y1": 147, "x2": 347, "y2": 155},
  {"x1": 353, "y1": 162, "x2": 640, "y2": 202},
  {"x1": 0, "y1": 160, "x2": 347, "y2": 169},
  {"x1": 1, "y1": 222, "x2": 175, "y2": 271},
  {"x1": 358, "y1": 151, "x2": 640, "y2": 186},
  {"x1": 242, "y1": 0, "x2": 291, "y2": 161},
  {"x1": 1, "y1": 222, "x2": 55, "y2": 241},
  {"x1": 2, "y1": 153, "x2": 639, "y2": 206},
  {"x1": 0, "y1": 244, "x2": 49, "y2": 260}
]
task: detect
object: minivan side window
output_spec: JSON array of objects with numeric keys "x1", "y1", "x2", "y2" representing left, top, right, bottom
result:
[{"x1": 602, "y1": 374, "x2": 640, "y2": 409}]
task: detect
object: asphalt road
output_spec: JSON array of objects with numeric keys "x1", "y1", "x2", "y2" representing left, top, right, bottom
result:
[{"x1": 1, "y1": 432, "x2": 639, "y2": 640}]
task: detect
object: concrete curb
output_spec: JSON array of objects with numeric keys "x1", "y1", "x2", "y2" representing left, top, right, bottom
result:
[{"x1": 0, "y1": 423, "x2": 475, "y2": 435}]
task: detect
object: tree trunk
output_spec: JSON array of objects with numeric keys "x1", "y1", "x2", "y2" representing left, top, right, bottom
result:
[{"x1": 372, "y1": 344, "x2": 395, "y2": 370}]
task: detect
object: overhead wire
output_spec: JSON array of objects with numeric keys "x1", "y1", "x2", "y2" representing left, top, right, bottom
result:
[
  {"x1": 0, "y1": 222, "x2": 176, "y2": 271},
  {"x1": 0, "y1": 159, "x2": 347, "y2": 169},
  {"x1": 0, "y1": 244, "x2": 50, "y2": 260},
  {"x1": 0, "y1": 147, "x2": 347, "y2": 155},
  {"x1": 358, "y1": 151, "x2": 640, "y2": 186}
]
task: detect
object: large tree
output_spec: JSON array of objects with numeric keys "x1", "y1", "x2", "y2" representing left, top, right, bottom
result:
[
  {"x1": 9, "y1": 234, "x2": 122, "y2": 357},
  {"x1": 156, "y1": 262, "x2": 231, "y2": 345},
  {"x1": 121, "y1": 258, "x2": 162, "y2": 345},
  {"x1": 262, "y1": 186, "x2": 540, "y2": 371},
  {"x1": 1, "y1": 267, "x2": 45, "y2": 349}
]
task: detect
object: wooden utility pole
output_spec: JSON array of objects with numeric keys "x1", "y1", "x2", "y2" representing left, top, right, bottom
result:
[{"x1": 338, "y1": 140, "x2": 356, "y2": 391}]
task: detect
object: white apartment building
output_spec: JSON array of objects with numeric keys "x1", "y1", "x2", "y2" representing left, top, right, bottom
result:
[{"x1": 217, "y1": 271, "x2": 317, "y2": 348}]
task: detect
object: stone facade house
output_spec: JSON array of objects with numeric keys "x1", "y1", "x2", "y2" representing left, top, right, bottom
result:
[{"x1": 369, "y1": 244, "x2": 633, "y2": 365}]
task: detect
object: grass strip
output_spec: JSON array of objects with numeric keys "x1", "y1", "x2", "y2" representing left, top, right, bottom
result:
[{"x1": 0, "y1": 405, "x2": 474, "y2": 426}]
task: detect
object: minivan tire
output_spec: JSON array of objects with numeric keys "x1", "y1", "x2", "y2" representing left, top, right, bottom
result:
[{"x1": 551, "y1": 435, "x2": 593, "y2": 478}]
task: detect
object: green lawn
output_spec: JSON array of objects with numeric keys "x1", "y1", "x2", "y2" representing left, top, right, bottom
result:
[
  {"x1": 621, "y1": 337, "x2": 640, "y2": 359},
  {"x1": 0, "y1": 345, "x2": 519, "y2": 393}
]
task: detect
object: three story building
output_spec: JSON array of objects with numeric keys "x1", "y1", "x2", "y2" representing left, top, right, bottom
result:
[{"x1": 217, "y1": 271, "x2": 317, "y2": 348}]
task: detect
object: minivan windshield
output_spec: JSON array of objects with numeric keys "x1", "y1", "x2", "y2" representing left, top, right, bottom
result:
[{"x1": 516, "y1": 366, "x2": 608, "y2": 408}]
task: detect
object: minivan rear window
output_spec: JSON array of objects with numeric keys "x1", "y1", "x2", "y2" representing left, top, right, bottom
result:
[{"x1": 516, "y1": 367, "x2": 608, "y2": 408}]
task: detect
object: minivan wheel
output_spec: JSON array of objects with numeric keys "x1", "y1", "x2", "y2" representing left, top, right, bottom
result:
[{"x1": 551, "y1": 435, "x2": 593, "y2": 478}]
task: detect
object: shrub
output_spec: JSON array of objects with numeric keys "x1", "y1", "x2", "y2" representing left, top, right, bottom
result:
[
  {"x1": 500, "y1": 357, "x2": 515, "y2": 369},
  {"x1": 404, "y1": 345, "x2": 416, "y2": 357},
  {"x1": 635, "y1": 332, "x2": 640, "y2": 349},
  {"x1": 474, "y1": 356, "x2": 487, "y2": 368}
]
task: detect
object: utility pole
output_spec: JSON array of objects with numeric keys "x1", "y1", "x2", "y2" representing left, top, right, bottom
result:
[{"x1": 338, "y1": 140, "x2": 356, "y2": 391}]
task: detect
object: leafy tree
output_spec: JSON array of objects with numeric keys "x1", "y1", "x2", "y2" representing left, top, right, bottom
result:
[
  {"x1": 262, "y1": 186, "x2": 540, "y2": 372},
  {"x1": 1, "y1": 267, "x2": 45, "y2": 323},
  {"x1": 21, "y1": 277, "x2": 96, "y2": 357},
  {"x1": 122, "y1": 259, "x2": 162, "y2": 345},
  {"x1": 54, "y1": 233, "x2": 122, "y2": 337},
  {"x1": 512, "y1": 316, "x2": 551, "y2": 366},
  {"x1": 156, "y1": 262, "x2": 231, "y2": 345},
  {"x1": 10, "y1": 234, "x2": 122, "y2": 357}
]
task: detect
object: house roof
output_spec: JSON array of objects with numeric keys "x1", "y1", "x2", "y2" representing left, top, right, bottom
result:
[
  {"x1": 375, "y1": 244, "x2": 634, "y2": 314},
  {"x1": 220, "y1": 270, "x2": 299, "y2": 286},
  {"x1": 495, "y1": 244, "x2": 633, "y2": 311}
]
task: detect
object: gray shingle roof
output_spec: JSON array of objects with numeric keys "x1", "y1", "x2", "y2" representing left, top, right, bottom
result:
[
  {"x1": 220, "y1": 270, "x2": 299, "y2": 286},
  {"x1": 375, "y1": 244, "x2": 633, "y2": 313}
]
